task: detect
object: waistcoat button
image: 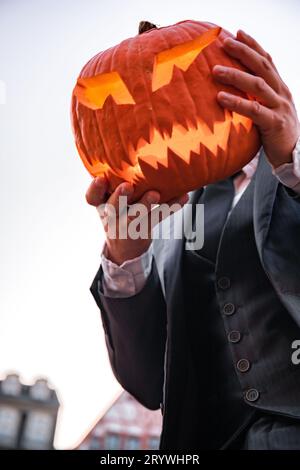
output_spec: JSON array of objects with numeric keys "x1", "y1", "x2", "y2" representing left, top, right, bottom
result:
[
  {"x1": 223, "y1": 303, "x2": 235, "y2": 316},
  {"x1": 237, "y1": 358, "x2": 251, "y2": 372},
  {"x1": 217, "y1": 277, "x2": 231, "y2": 290},
  {"x1": 245, "y1": 388, "x2": 260, "y2": 403},
  {"x1": 228, "y1": 330, "x2": 241, "y2": 343}
]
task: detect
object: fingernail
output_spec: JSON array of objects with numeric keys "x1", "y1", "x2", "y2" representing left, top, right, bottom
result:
[
  {"x1": 218, "y1": 92, "x2": 234, "y2": 105},
  {"x1": 238, "y1": 29, "x2": 248, "y2": 37},
  {"x1": 224, "y1": 37, "x2": 235, "y2": 46},
  {"x1": 147, "y1": 192, "x2": 160, "y2": 204},
  {"x1": 95, "y1": 176, "x2": 105, "y2": 185},
  {"x1": 121, "y1": 183, "x2": 133, "y2": 195},
  {"x1": 214, "y1": 65, "x2": 227, "y2": 75}
]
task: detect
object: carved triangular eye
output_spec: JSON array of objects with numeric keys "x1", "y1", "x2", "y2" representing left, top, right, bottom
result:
[
  {"x1": 152, "y1": 27, "x2": 221, "y2": 92},
  {"x1": 73, "y1": 71, "x2": 135, "y2": 110}
]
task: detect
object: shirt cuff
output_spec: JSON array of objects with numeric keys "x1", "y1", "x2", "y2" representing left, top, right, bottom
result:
[
  {"x1": 100, "y1": 243, "x2": 153, "y2": 298},
  {"x1": 272, "y1": 136, "x2": 300, "y2": 194}
]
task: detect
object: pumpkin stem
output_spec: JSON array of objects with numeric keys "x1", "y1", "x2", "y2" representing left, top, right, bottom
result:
[{"x1": 138, "y1": 21, "x2": 158, "y2": 34}]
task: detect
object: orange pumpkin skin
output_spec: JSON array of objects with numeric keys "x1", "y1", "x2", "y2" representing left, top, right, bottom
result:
[{"x1": 71, "y1": 20, "x2": 261, "y2": 202}]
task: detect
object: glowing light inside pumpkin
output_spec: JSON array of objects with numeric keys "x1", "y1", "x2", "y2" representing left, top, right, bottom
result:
[
  {"x1": 73, "y1": 27, "x2": 221, "y2": 110},
  {"x1": 80, "y1": 111, "x2": 253, "y2": 184},
  {"x1": 74, "y1": 71, "x2": 135, "y2": 110},
  {"x1": 152, "y1": 27, "x2": 221, "y2": 91},
  {"x1": 127, "y1": 110, "x2": 252, "y2": 176}
]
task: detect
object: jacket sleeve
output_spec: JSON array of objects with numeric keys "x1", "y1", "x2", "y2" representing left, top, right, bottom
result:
[
  {"x1": 90, "y1": 258, "x2": 167, "y2": 410},
  {"x1": 264, "y1": 182, "x2": 300, "y2": 308}
]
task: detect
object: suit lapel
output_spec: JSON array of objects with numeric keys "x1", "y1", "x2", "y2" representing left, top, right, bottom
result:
[
  {"x1": 160, "y1": 153, "x2": 279, "y2": 446},
  {"x1": 160, "y1": 150, "x2": 280, "y2": 446},
  {"x1": 162, "y1": 149, "x2": 279, "y2": 296},
  {"x1": 253, "y1": 149, "x2": 279, "y2": 261},
  {"x1": 161, "y1": 205, "x2": 191, "y2": 447}
]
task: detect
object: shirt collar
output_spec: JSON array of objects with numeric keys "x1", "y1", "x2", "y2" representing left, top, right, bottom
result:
[{"x1": 242, "y1": 151, "x2": 260, "y2": 179}]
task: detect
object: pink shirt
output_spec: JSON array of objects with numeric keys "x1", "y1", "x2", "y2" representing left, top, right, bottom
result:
[{"x1": 101, "y1": 142, "x2": 300, "y2": 298}]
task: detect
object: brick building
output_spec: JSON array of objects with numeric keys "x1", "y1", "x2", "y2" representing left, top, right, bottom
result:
[
  {"x1": 0, "y1": 373, "x2": 59, "y2": 449},
  {"x1": 78, "y1": 391, "x2": 162, "y2": 450}
]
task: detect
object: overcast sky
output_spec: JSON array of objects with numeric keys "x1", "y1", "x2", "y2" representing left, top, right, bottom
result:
[{"x1": 0, "y1": 0, "x2": 299, "y2": 449}]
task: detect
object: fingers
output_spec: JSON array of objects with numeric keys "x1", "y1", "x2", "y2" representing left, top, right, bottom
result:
[
  {"x1": 222, "y1": 36, "x2": 280, "y2": 92},
  {"x1": 136, "y1": 190, "x2": 161, "y2": 213},
  {"x1": 86, "y1": 175, "x2": 109, "y2": 206},
  {"x1": 167, "y1": 193, "x2": 190, "y2": 207},
  {"x1": 236, "y1": 30, "x2": 279, "y2": 73},
  {"x1": 213, "y1": 65, "x2": 279, "y2": 107},
  {"x1": 149, "y1": 192, "x2": 189, "y2": 228},
  {"x1": 98, "y1": 180, "x2": 189, "y2": 235},
  {"x1": 126, "y1": 191, "x2": 161, "y2": 235},
  {"x1": 105, "y1": 182, "x2": 134, "y2": 216},
  {"x1": 217, "y1": 91, "x2": 274, "y2": 131}
]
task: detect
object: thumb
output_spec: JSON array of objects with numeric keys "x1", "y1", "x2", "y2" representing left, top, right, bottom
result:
[{"x1": 85, "y1": 176, "x2": 109, "y2": 206}]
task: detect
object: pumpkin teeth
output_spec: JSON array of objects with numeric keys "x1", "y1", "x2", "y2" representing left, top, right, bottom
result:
[
  {"x1": 79, "y1": 110, "x2": 254, "y2": 186},
  {"x1": 130, "y1": 110, "x2": 253, "y2": 172},
  {"x1": 232, "y1": 111, "x2": 253, "y2": 133}
]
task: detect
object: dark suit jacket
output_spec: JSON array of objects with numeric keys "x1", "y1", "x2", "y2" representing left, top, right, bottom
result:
[{"x1": 90, "y1": 150, "x2": 300, "y2": 448}]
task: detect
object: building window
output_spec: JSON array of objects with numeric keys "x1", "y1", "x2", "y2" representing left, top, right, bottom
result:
[
  {"x1": 125, "y1": 436, "x2": 140, "y2": 450},
  {"x1": 1, "y1": 374, "x2": 21, "y2": 396},
  {"x1": 147, "y1": 436, "x2": 160, "y2": 450},
  {"x1": 89, "y1": 435, "x2": 101, "y2": 450},
  {"x1": 30, "y1": 379, "x2": 51, "y2": 401},
  {"x1": 23, "y1": 411, "x2": 53, "y2": 449},
  {"x1": 0, "y1": 407, "x2": 20, "y2": 446},
  {"x1": 105, "y1": 433, "x2": 120, "y2": 450},
  {"x1": 122, "y1": 403, "x2": 137, "y2": 421}
]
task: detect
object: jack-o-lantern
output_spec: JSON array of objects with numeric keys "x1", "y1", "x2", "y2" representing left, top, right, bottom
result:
[{"x1": 71, "y1": 20, "x2": 260, "y2": 202}]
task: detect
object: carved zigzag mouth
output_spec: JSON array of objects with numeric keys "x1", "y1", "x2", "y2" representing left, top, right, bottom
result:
[
  {"x1": 86, "y1": 110, "x2": 253, "y2": 183},
  {"x1": 125, "y1": 110, "x2": 252, "y2": 182}
]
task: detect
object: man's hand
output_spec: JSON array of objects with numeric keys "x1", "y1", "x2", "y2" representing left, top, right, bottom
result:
[
  {"x1": 213, "y1": 30, "x2": 300, "y2": 168},
  {"x1": 86, "y1": 176, "x2": 189, "y2": 265}
]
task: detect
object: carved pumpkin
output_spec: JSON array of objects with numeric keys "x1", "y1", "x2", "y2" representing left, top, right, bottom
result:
[{"x1": 71, "y1": 20, "x2": 260, "y2": 202}]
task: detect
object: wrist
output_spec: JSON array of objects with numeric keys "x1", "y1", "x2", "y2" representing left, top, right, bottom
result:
[
  {"x1": 267, "y1": 147, "x2": 294, "y2": 169},
  {"x1": 105, "y1": 239, "x2": 152, "y2": 266},
  {"x1": 269, "y1": 153, "x2": 292, "y2": 169},
  {"x1": 271, "y1": 134, "x2": 300, "y2": 194},
  {"x1": 267, "y1": 133, "x2": 300, "y2": 169}
]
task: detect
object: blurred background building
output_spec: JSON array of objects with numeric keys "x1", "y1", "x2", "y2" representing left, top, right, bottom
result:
[
  {"x1": 78, "y1": 391, "x2": 162, "y2": 450},
  {"x1": 0, "y1": 373, "x2": 59, "y2": 449},
  {"x1": 1, "y1": 0, "x2": 299, "y2": 450}
]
